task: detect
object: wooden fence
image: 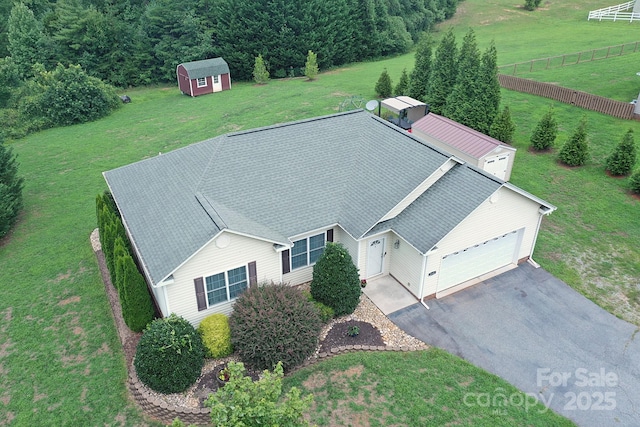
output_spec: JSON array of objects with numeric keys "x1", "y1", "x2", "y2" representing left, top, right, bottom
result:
[{"x1": 498, "y1": 74, "x2": 637, "y2": 120}]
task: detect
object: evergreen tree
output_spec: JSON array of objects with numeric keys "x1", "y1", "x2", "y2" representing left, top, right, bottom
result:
[
  {"x1": 558, "y1": 117, "x2": 589, "y2": 167},
  {"x1": 0, "y1": 57, "x2": 20, "y2": 108},
  {"x1": 304, "y1": 50, "x2": 318, "y2": 80},
  {"x1": 629, "y1": 170, "x2": 640, "y2": 194},
  {"x1": 0, "y1": 138, "x2": 24, "y2": 238},
  {"x1": 489, "y1": 106, "x2": 516, "y2": 143},
  {"x1": 253, "y1": 54, "x2": 269, "y2": 84},
  {"x1": 426, "y1": 28, "x2": 457, "y2": 115},
  {"x1": 310, "y1": 242, "x2": 361, "y2": 316},
  {"x1": 407, "y1": 33, "x2": 432, "y2": 101},
  {"x1": 606, "y1": 129, "x2": 636, "y2": 176},
  {"x1": 443, "y1": 29, "x2": 481, "y2": 129},
  {"x1": 395, "y1": 68, "x2": 410, "y2": 96},
  {"x1": 524, "y1": 0, "x2": 537, "y2": 11},
  {"x1": 474, "y1": 41, "x2": 501, "y2": 134},
  {"x1": 7, "y1": 2, "x2": 43, "y2": 78},
  {"x1": 119, "y1": 252, "x2": 155, "y2": 332},
  {"x1": 530, "y1": 107, "x2": 558, "y2": 151},
  {"x1": 375, "y1": 68, "x2": 392, "y2": 98}
]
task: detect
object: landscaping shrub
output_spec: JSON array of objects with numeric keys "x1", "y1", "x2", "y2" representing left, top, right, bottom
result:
[
  {"x1": 303, "y1": 290, "x2": 335, "y2": 324},
  {"x1": 311, "y1": 242, "x2": 361, "y2": 316},
  {"x1": 558, "y1": 116, "x2": 589, "y2": 166},
  {"x1": 630, "y1": 170, "x2": 640, "y2": 194},
  {"x1": 375, "y1": 69, "x2": 392, "y2": 98},
  {"x1": 0, "y1": 138, "x2": 24, "y2": 238},
  {"x1": 606, "y1": 129, "x2": 636, "y2": 176},
  {"x1": 197, "y1": 313, "x2": 233, "y2": 359},
  {"x1": 134, "y1": 314, "x2": 205, "y2": 394},
  {"x1": 206, "y1": 361, "x2": 312, "y2": 427},
  {"x1": 117, "y1": 253, "x2": 155, "y2": 332},
  {"x1": 229, "y1": 283, "x2": 321, "y2": 371},
  {"x1": 530, "y1": 107, "x2": 557, "y2": 150},
  {"x1": 304, "y1": 50, "x2": 318, "y2": 81}
]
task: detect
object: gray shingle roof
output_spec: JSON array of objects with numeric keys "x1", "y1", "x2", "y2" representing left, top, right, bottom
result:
[
  {"x1": 103, "y1": 110, "x2": 514, "y2": 285},
  {"x1": 181, "y1": 58, "x2": 229, "y2": 79}
]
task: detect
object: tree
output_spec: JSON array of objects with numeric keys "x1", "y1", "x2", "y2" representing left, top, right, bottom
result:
[
  {"x1": 530, "y1": 107, "x2": 558, "y2": 151},
  {"x1": 606, "y1": 129, "x2": 636, "y2": 176},
  {"x1": 253, "y1": 54, "x2": 269, "y2": 84},
  {"x1": 0, "y1": 56, "x2": 20, "y2": 108},
  {"x1": 118, "y1": 252, "x2": 155, "y2": 332},
  {"x1": 426, "y1": 28, "x2": 457, "y2": 115},
  {"x1": 304, "y1": 50, "x2": 318, "y2": 80},
  {"x1": 206, "y1": 361, "x2": 313, "y2": 427},
  {"x1": 7, "y1": 2, "x2": 43, "y2": 78},
  {"x1": 407, "y1": 33, "x2": 432, "y2": 101},
  {"x1": 558, "y1": 117, "x2": 589, "y2": 167},
  {"x1": 375, "y1": 68, "x2": 392, "y2": 98},
  {"x1": 310, "y1": 242, "x2": 361, "y2": 316},
  {"x1": 629, "y1": 170, "x2": 640, "y2": 194},
  {"x1": 489, "y1": 106, "x2": 516, "y2": 143},
  {"x1": 395, "y1": 68, "x2": 410, "y2": 96},
  {"x1": 474, "y1": 41, "x2": 501, "y2": 134},
  {"x1": 0, "y1": 138, "x2": 24, "y2": 238}
]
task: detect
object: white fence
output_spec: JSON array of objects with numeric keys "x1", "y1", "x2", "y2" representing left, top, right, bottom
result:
[{"x1": 588, "y1": 1, "x2": 640, "y2": 21}]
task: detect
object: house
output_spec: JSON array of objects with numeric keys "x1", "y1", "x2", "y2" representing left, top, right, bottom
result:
[
  {"x1": 176, "y1": 58, "x2": 231, "y2": 97},
  {"x1": 411, "y1": 112, "x2": 517, "y2": 181},
  {"x1": 103, "y1": 110, "x2": 555, "y2": 327}
]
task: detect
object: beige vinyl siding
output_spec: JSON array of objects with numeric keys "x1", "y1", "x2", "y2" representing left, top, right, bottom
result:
[
  {"x1": 166, "y1": 232, "x2": 281, "y2": 327},
  {"x1": 334, "y1": 226, "x2": 359, "y2": 268},
  {"x1": 387, "y1": 233, "x2": 423, "y2": 298},
  {"x1": 283, "y1": 264, "x2": 314, "y2": 286},
  {"x1": 421, "y1": 186, "x2": 542, "y2": 297}
]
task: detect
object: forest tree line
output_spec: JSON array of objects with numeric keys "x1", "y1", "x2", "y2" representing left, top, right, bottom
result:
[{"x1": 1, "y1": 0, "x2": 459, "y2": 87}]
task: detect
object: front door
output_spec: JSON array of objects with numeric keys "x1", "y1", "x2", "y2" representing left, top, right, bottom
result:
[{"x1": 366, "y1": 238, "x2": 385, "y2": 277}]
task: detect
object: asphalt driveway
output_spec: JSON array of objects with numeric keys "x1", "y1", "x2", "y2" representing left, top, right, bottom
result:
[{"x1": 388, "y1": 262, "x2": 640, "y2": 426}]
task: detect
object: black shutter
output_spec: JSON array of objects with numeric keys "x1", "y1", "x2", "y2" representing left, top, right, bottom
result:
[
  {"x1": 248, "y1": 261, "x2": 257, "y2": 286},
  {"x1": 282, "y1": 250, "x2": 290, "y2": 274},
  {"x1": 194, "y1": 277, "x2": 206, "y2": 311},
  {"x1": 326, "y1": 229, "x2": 334, "y2": 242}
]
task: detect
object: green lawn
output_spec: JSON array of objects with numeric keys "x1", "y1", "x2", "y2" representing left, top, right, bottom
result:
[{"x1": 1, "y1": 0, "x2": 639, "y2": 425}]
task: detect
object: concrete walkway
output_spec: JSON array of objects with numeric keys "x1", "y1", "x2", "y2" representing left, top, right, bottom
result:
[
  {"x1": 388, "y1": 263, "x2": 640, "y2": 427},
  {"x1": 363, "y1": 275, "x2": 418, "y2": 315}
]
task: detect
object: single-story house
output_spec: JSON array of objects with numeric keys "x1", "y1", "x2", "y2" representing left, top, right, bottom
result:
[
  {"x1": 103, "y1": 110, "x2": 555, "y2": 327},
  {"x1": 176, "y1": 58, "x2": 231, "y2": 97},
  {"x1": 412, "y1": 112, "x2": 517, "y2": 181}
]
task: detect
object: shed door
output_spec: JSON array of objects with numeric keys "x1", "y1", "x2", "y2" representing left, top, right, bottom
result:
[
  {"x1": 437, "y1": 230, "x2": 520, "y2": 294},
  {"x1": 483, "y1": 154, "x2": 509, "y2": 180}
]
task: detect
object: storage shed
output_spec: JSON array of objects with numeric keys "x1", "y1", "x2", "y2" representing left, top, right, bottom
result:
[
  {"x1": 412, "y1": 113, "x2": 517, "y2": 181},
  {"x1": 177, "y1": 58, "x2": 231, "y2": 97}
]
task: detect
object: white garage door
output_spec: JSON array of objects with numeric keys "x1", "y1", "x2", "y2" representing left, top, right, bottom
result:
[{"x1": 437, "y1": 230, "x2": 520, "y2": 293}]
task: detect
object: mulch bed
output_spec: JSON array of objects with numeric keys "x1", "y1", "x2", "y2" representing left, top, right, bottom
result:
[{"x1": 319, "y1": 320, "x2": 385, "y2": 353}]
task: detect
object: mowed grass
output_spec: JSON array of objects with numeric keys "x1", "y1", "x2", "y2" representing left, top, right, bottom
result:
[
  {"x1": 1, "y1": 0, "x2": 639, "y2": 425},
  {"x1": 283, "y1": 350, "x2": 575, "y2": 427}
]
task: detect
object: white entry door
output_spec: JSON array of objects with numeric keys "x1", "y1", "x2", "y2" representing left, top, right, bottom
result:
[{"x1": 366, "y1": 238, "x2": 385, "y2": 277}]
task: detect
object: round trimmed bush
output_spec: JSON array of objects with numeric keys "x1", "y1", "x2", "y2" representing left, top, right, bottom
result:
[
  {"x1": 197, "y1": 313, "x2": 233, "y2": 359},
  {"x1": 311, "y1": 242, "x2": 361, "y2": 316},
  {"x1": 229, "y1": 283, "x2": 321, "y2": 371},
  {"x1": 134, "y1": 314, "x2": 205, "y2": 394}
]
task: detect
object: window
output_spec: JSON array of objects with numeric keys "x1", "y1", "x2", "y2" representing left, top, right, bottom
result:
[
  {"x1": 197, "y1": 77, "x2": 207, "y2": 87},
  {"x1": 291, "y1": 233, "x2": 325, "y2": 270},
  {"x1": 213, "y1": 75, "x2": 219, "y2": 84},
  {"x1": 205, "y1": 266, "x2": 247, "y2": 306}
]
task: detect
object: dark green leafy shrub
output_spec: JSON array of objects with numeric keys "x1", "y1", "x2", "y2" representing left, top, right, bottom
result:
[
  {"x1": 303, "y1": 290, "x2": 335, "y2": 324},
  {"x1": 530, "y1": 107, "x2": 557, "y2": 150},
  {"x1": 0, "y1": 139, "x2": 24, "y2": 238},
  {"x1": 197, "y1": 314, "x2": 233, "y2": 359},
  {"x1": 375, "y1": 69, "x2": 392, "y2": 98},
  {"x1": 229, "y1": 283, "x2": 321, "y2": 371},
  {"x1": 630, "y1": 170, "x2": 640, "y2": 194},
  {"x1": 134, "y1": 314, "x2": 205, "y2": 394},
  {"x1": 310, "y1": 242, "x2": 361, "y2": 316},
  {"x1": 558, "y1": 117, "x2": 589, "y2": 166},
  {"x1": 606, "y1": 129, "x2": 636, "y2": 176},
  {"x1": 524, "y1": 0, "x2": 536, "y2": 11}
]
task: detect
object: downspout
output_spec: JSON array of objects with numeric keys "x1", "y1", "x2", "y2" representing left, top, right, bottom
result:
[
  {"x1": 163, "y1": 286, "x2": 171, "y2": 317},
  {"x1": 418, "y1": 252, "x2": 429, "y2": 310},
  {"x1": 528, "y1": 206, "x2": 553, "y2": 268}
]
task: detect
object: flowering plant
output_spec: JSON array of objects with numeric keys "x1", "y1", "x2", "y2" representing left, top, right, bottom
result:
[{"x1": 360, "y1": 279, "x2": 367, "y2": 288}]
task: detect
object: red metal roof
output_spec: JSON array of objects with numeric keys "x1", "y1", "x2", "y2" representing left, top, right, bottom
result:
[{"x1": 411, "y1": 113, "x2": 512, "y2": 159}]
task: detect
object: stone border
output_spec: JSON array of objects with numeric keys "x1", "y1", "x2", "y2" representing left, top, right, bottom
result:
[{"x1": 127, "y1": 345, "x2": 424, "y2": 426}]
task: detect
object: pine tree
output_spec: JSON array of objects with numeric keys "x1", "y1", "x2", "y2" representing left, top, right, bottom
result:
[
  {"x1": 395, "y1": 68, "x2": 410, "y2": 96},
  {"x1": 630, "y1": 170, "x2": 640, "y2": 194},
  {"x1": 558, "y1": 117, "x2": 589, "y2": 167},
  {"x1": 443, "y1": 29, "x2": 481, "y2": 129},
  {"x1": 119, "y1": 253, "x2": 155, "y2": 332},
  {"x1": 530, "y1": 107, "x2": 558, "y2": 151},
  {"x1": 426, "y1": 28, "x2": 457, "y2": 115},
  {"x1": 304, "y1": 50, "x2": 318, "y2": 80},
  {"x1": 253, "y1": 54, "x2": 269, "y2": 84},
  {"x1": 606, "y1": 129, "x2": 636, "y2": 176},
  {"x1": 474, "y1": 42, "x2": 501, "y2": 134},
  {"x1": 375, "y1": 68, "x2": 392, "y2": 98},
  {"x1": 489, "y1": 106, "x2": 516, "y2": 143},
  {"x1": 0, "y1": 139, "x2": 24, "y2": 238},
  {"x1": 407, "y1": 33, "x2": 432, "y2": 101}
]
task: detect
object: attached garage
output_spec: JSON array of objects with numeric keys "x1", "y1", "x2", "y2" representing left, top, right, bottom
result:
[{"x1": 436, "y1": 229, "x2": 521, "y2": 296}]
